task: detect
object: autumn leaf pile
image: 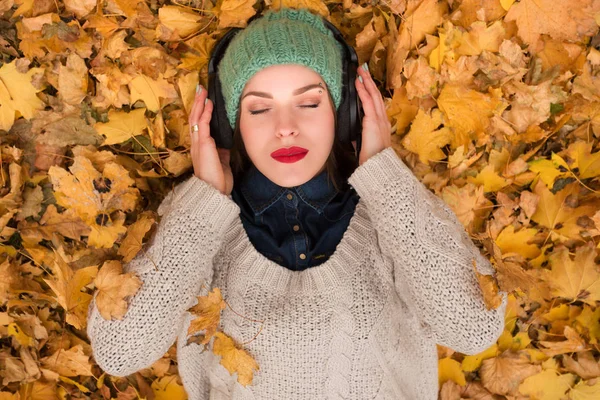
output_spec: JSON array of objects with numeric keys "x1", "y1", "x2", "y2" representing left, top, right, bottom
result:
[{"x1": 2, "y1": 0, "x2": 600, "y2": 398}]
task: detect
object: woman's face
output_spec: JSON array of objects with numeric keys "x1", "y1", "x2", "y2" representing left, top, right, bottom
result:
[{"x1": 239, "y1": 64, "x2": 335, "y2": 188}]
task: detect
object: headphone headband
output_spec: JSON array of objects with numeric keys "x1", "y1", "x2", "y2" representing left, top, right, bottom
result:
[{"x1": 205, "y1": 11, "x2": 362, "y2": 158}]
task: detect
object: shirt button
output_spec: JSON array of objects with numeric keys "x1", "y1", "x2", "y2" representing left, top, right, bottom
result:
[
  {"x1": 293, "y1": 225, "x2": 300, "y2": 231},
  {"x1": 299, "y1": 253, "x2": 306, "y2": 260},
  {"x1": 286, "y1": 193, "x2": 293, "y2": 200}
]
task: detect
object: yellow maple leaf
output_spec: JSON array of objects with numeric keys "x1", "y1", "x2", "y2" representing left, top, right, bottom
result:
[
  {"x1": 95, "y1": 108, "x2": 148, "y2": 145},
  {"x1": 494, "y1": 225, "x2": 541, "y2": 259},
  {"x1": 129, "y1": 74, "x2": 178, "y2": 112},
  {"x1": 187, "y1": 288, "x2": 227, "y2": 345},
  {"x1": 530, "y1": 180, "x2": 596, "y2": 243},
  {"x1": 93, "y1": 260, "x2": 142, "y2": 321},
  {"x1": 546, "y1": 242, "x2": 600, "y2": 306},
  {"x1": 467, "y1": 165, "x2": 509, "y2": 193},
  {"x1": 213, "y1": 331, "x2": 259, "y2": 387},
  {"x1": 528, "y1": 158, "x2": 566, "y2": 189},
  {"x1": 0, "y1": 59, "x2": 45, "y2": 131},
  {"x1": 213, "y1": 0, "x2": 258, "y2": 29},
  {"x1": 574, "y1": 305, "x2": 600, "y2": 345},
  {"x1": 401, "y1": 108, "x2": 452, "y2": 163},
  {"x1": 439, "y1": 84, "x2": 507, "y2": 150},
  {"x1": 151, "y1": 375, "x2": 188, "y2": 400},
  {"x1": 44, "y1": 252, "x2": 98, "y2": 330},
  {"x1": 456, "y1": 21, "x2": 506, "y2": 56},
  {"x1": 386, "y1": 87, "x2": 418, "y2": 135},
  {"x1": 157, "y1": 5, "x2": 203, "y2": 38},
  {"x1": 271, "y1": 0, "x2": 329, "y2": 18},
  {"x1": 48, "y1": 156, "x2": 140, "y2": 248},
  {"x1": 428, "y1": 32, "x2": 447, "y2": 72},
  {"x1": 438, "y1": 357, "x2": 466, "y2": 387},
  {"x1": 461, "y1": 344, "x2": 498, "y2": 373},
  {"x1": 564, "y1": 141, "x2": 600, "y2": 179}
]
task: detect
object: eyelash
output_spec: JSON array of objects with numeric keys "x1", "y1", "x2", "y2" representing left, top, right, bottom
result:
[{"x1": 249, "y1": 104, "x2": 320, "y2": 115}]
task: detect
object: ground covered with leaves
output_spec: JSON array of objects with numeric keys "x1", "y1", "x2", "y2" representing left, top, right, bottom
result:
[{"x1": 1, "y1": 0, "x2": 600, "y2": 399}]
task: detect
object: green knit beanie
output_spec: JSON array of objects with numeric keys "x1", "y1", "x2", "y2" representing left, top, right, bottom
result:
[{"x1": 217, "y1": 7, "x2": 344, "y2": 130}]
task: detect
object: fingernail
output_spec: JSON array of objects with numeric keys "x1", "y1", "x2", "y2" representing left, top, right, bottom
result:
[
  {"x1": 362, "y1": 62, "x2": 369, "y2": 71},
  {"x1": 205, "y1": 98, "x2": 208, "y2": 104},
  {"x1": 196, "y1": 84, "x2": 202, "y2": 94},
  {"x1": 358, "y1": 75, "x2": 363, "y2": 83}
]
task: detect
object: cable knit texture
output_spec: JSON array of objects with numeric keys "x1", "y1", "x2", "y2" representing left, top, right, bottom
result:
[{"x1": 87, "y1": 147, "x2": 507, "y2": 399}]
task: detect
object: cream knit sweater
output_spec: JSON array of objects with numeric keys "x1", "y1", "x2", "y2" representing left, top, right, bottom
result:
[{"x1": 87, "y1": 147, "x2": 507, "y2": 399}]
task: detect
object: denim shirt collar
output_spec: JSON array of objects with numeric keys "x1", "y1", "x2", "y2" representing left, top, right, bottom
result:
[{"x1": 239, "y1": 164, "x2": 338, "y2": 216}]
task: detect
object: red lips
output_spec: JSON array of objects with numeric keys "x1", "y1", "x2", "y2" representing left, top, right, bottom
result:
[{"x1": 271, "y1": 146, "x2": 308, "y2": 158}]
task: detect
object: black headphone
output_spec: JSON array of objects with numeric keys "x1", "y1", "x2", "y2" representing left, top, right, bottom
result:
[{"x1": 205, "y1": 11, "x2": 363, "y2": 159}]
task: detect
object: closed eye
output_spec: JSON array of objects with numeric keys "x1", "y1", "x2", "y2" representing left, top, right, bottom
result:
[{"x1": 249, "y1": 104, "x2": 320, "y2": 115}]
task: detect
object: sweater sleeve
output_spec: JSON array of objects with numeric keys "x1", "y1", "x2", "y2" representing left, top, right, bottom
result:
[
  {"x1": 87, "y1": 175, "x2": 240, "y2": 376},
  {"x1": 348, "y1": 147, "x2": 507, "y2": 355}
]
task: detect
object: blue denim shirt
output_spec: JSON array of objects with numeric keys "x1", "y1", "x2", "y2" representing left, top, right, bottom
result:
[{"x1": 231, "y1": 165, "x2": 360, "y2": 271}]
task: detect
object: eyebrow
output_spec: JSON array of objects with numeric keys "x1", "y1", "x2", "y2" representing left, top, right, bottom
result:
[{"x1": 241, "y1": 83, "x2": 324, "y2": 101}]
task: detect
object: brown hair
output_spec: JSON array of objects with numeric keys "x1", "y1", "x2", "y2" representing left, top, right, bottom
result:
[{"x1": 230, "y1": 90, "x2": 359, "y2": 193}]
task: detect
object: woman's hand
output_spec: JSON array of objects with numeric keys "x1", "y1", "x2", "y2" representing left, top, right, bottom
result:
[
  {"x1": 354, "y1": 63, "x2": 392, "y2": 166},
  {"x1": 188, "y1": 84, "x2": 234, "y2": 196}
]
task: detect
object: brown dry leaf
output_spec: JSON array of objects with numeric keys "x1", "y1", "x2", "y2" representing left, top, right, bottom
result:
[
  {"x1": 187, "y1": 288, "x2": 227, "y2": 345},
  {"x1": 388, "y1": 0, "x2": 448, "y2": 88},
  {"x1": 539, "y1": 326, "x2": 588, "y2": 357},
  {"x1": 563, "y1": 351, "x2": 600, "y2": 380},
  {"x1": 43, "y1": 251, "x2": 98, "y2": 330},
  {"x1": 118, "y1": 214, "x2": 156, "y2": 262},
  {"x1": 40, "y1": 345, "x2": 93, "y2": 377},
  {"x1": 58, "y1": 53, "x2": 88, "y2": 106},
  {"x1": 213, "y1": 332, "x2": 259, "y2": 387},
  {"x1": 214, "y1": 0, "x2": 259, "y2": 29},
  {"x1": 504, "y1": 0, "x2": 600, "y2": 53},
  {"x1": 479, "y1": 350, "x2": 542, "y2": 395}
]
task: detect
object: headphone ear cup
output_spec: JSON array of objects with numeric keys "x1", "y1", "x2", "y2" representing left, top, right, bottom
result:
[{"x1": 209, "y1": 74, "x2": 234, "y2": 149}]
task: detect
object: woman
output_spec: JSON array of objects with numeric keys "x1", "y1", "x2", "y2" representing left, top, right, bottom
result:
[{"x1": 87, "y1": 7, "x2": 507, "y2": 399}]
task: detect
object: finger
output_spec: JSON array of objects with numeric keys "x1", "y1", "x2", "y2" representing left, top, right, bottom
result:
[
  {"x1": 357, "y1": 67, "x2": 385, "y2": 120},
  {"x1": 355, "y1": 75, "x2": 379, "y2": 119},
  {"x1": 189, "y1": 85, "x2": 208, "y2": 125},
  {"x1": 196, "y1": 98, "x2": 213, "y2": 140}
]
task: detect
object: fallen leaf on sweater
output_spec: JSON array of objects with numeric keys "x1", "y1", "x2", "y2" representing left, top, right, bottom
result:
[
  {"x1": 187, "y1": 288, "x2": 227, "y2": 345},
  {"x1": 213, "y1": 332, "x2": 259, "y2": 386},
  {"x1": 117, "y1": 214, "x2": 156, "y2": 262},
  {"x1": 473, "y1": 259, "x2": 503, "y2": 310},
  {"x1": 93, "y1": 260, "x2": 142, "y2": 320}
]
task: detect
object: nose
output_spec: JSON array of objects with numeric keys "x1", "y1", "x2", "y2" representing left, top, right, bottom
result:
[{"x1": 275, "y1": 109, "x2": 298, "y2": 138}]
